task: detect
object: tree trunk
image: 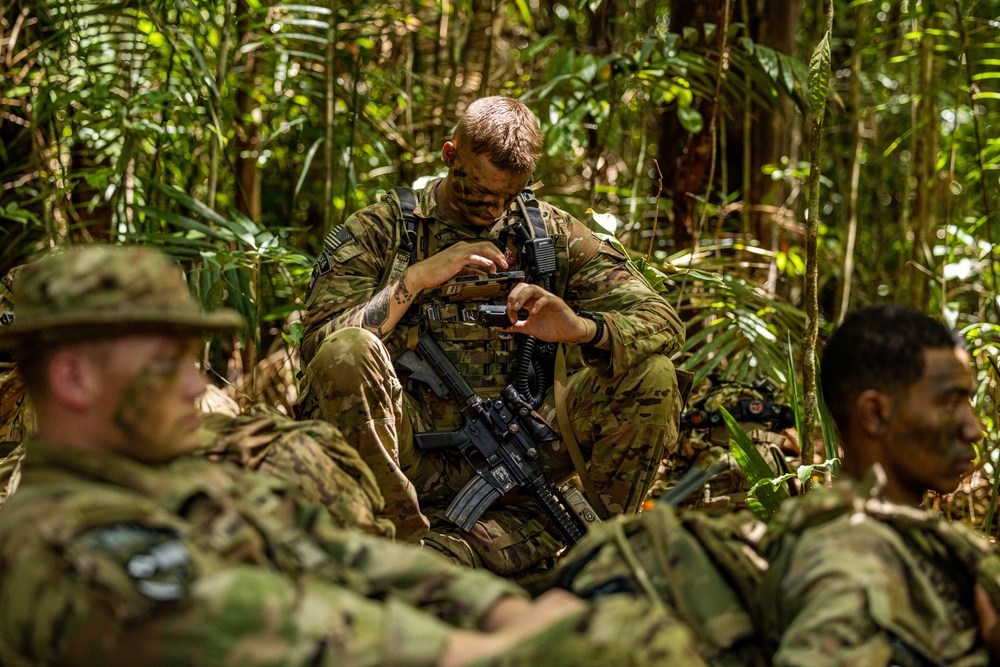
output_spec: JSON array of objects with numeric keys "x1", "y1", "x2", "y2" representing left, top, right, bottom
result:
[
  {"x1": 234, "y1": 0, "x2": 262, "y2": 223},
  {"x1": 662, "y1": 0, "x2": 724, "y2": 246},
  {"x1": 661, "y1": 0, "x2": 802, "y2": 249},
  {"x1": 837, "y1": 1, "x2": 867, "y2": 322},
  {"x1": 910, "y1": 5, "x2": 938, "y2": 310}
]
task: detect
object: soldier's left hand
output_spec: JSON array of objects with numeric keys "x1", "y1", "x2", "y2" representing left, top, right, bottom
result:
[{"x1": 505, "y1": 283, "x2": 591, "y2": 344}]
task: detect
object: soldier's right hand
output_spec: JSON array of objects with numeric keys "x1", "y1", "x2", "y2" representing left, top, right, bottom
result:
[
  {"x1": 409, "y1": 241, "x2": 509, "y2": 291},
  {"x1": 439, "y1": 590, "x2": 585, "y2": 667}
]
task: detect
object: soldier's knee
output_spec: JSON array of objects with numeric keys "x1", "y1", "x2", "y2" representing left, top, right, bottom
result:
[
  {"x1": 309, "y1": 327, "x2": 392, "y2": 373},
  {"x1": 320, "y1": 326, "x2": 385, "y2": 357},
  {"x1": 308, "y1": 328, "x2": 391, "y2": 377},
  {"x1": 608, "y1": 354, "x2": 680, "y2": 427},
  {"x1": 623, "y1": 354, "x2": 678, "y2": 394}
]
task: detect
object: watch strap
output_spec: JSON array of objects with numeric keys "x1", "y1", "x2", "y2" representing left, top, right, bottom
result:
[{"x1": 578, "y1": 311, "x2": 604, "y2": 346}]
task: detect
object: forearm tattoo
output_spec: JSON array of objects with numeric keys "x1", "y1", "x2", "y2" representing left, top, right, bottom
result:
[
  {"x1": 363, "y1": 288, "x2": 392, "y2": 337},
  {"x1": 392, "y1": 269, "x2": 415, "y2": 305},
  {"x1": 362, "y1": 270, "x2": 416, "y2": 337}
]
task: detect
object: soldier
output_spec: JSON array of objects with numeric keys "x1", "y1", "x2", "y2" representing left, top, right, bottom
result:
[
  {"x1": 649, "y1": 374, "x2": 797, "y2": 512},
  {"x1": 758, "y1": 304, "x2": 1000, "y2": 665},
  {"x1": 298, "y1": 96, "x2": 686, "y2": 577},
  {"x1": 0, "y1": 243, "x2": 708, "y2": 666}
]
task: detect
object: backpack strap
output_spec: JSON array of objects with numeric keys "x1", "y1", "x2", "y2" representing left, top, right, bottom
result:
[
  {"x1": 554, "y1": 344, "x2": 608, "y2": 520},
  {"x1": 378, "y1": 187, "x2": 422, "y2": 292}
]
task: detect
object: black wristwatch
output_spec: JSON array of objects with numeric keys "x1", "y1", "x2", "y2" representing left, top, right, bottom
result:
[{"x1": 578, "y1": 311, "x2": 605, "y2": 346}]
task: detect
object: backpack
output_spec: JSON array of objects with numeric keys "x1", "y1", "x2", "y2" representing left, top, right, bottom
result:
[{"x1": 546, "y1": 503, "x2": 770, "y2": 666}]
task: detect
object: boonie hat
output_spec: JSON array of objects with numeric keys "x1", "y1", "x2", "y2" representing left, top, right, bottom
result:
[{"x1": 0, "y1": 244, "x2": 243, "y2": 349}]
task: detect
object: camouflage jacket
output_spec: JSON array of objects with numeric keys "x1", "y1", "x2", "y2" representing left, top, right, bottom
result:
[
  {"x1": 759, "y1": 468, "x2": 994, "y2": 666},
  {"x1": 194, "y1": 406, "x2": 396, "y2": 539},
  {"x1": 301, "y1": 179, "x2": 685, "y2": 382},
  {"x1": 0, "y1": 438, "x2": 523, "y2": 666}
]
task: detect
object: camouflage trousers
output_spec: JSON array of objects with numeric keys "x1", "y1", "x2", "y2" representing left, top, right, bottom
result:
[{"x1": 297, "y1": 327, "x2": 682, "y2": 578}]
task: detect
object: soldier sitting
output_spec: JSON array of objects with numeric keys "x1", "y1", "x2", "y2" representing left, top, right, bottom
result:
[
  {"x1": 0, "y1": 243, "x2": 707, "y2": 666},
  {"x1": 298, "y1": 95, "x2": 686, "y2": 579},
  {"x1": 758, "y1": 304, "x2": 1000, "y2": 665},
  {"x1": 0, "y1": 266, "x2": 392, "y2": 538}
]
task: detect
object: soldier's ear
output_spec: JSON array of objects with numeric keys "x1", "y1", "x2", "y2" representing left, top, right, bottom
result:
[
  {"x1": 856, "y1": 389, "x2": 891, "y2": 437},
  {"x1": 48, "y1": 348, "x2": 101, "y2": 411},
  {"x1": 442, "y1": 141, "x2": 457, "y2": 166}
]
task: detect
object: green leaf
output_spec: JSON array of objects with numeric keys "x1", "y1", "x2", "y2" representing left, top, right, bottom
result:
[
  {"x1": 806, "y1": 31, "x2": 831, "y2": 115},
  {"x1": 677, "y1": 104, "x2": 703, "y2": 133},
  {"x1": 520, "y1": 34, "x2": 557, "y2": 60},
  {"x1": 756, "y1": 45, "x2": 780, "y2": 81},
  {"x1": 294, "y1": 138, "x2": 324, "y2": 203},
  {"x1": 722, "y1": 406, "x2": 789, "y2": 519},
  {"x1": 512, "y1": 0, "x2": 535, "y2": 31},
  {"x1": 745, "y1": 498, "x2": 770, "y2": 521}
]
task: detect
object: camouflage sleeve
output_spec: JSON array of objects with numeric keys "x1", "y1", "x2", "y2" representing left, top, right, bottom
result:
[
  {"x1": 0, "y1": 515, "x2": 452, "y2": 666},
  {"x1": 301, "y1": 501, "x2": 529, "y2": 630},
  {"x1": 766, "y1": 519, "x2": 928, "y2": 667},
  {"x1": 300, "y1": 203, "x2": 397, "y2": 364},
  {"x1": 553, "y1": 206, "x2": 685, "y2": 379}
]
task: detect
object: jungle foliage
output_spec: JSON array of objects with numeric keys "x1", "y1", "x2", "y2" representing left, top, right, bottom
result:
[{"x1": 2, "y1": 0, "x2": 1000, "y2": 518}]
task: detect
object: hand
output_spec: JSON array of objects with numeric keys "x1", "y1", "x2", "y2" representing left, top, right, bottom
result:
[
  {"x1": 504, "y1": 283, "x2": 591, "y2": 344},
  {"x1": 408, "y1": 241, "x2": 509, "y2": 291},
  {"x1": 976, "y1": 584, "x2": 1000, "y2": 656},
  {"x1": 440, "y1": 591, "x2": 586, "y2": 667}
]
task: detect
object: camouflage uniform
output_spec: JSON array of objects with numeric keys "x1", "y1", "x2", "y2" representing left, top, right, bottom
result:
[
  {"x1": 759, "y1": 466, "x2": 998, "y2": 666},
  {"x1": 299, "y1": 179, "x2": 686, "y2": 574},
  {"x1": 0, "y1": 443, "x2": 716, "y2": 667},
  {"x1": 0, "y1": 438, "x2": 715, "y2": 667},
  {"x1": 195, "y1": 405, "x2": 397, "y2": 539}
]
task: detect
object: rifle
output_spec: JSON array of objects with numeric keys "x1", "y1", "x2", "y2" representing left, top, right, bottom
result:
[{"x1": 394, "y1": 331, "x2": 590, "y2": 546}]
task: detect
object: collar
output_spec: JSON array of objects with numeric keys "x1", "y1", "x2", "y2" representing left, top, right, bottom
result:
[{"x1": 20, "y1": 436, "x2": 183, "y2": 498}]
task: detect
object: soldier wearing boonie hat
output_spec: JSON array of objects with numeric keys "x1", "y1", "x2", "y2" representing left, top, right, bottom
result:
[{"x1": 0, "y1": 244, "x2": 711, "y2": 666}]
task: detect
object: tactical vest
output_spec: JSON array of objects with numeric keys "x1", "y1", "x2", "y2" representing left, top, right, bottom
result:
[
  {"x1": 9, "y1": 450, "x2": 372, "y2": 599},
  {"x1": 380, "y1": 187, "x2": 557, "y2": 429}
]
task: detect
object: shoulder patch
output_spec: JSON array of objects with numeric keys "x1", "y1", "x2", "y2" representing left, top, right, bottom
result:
[
  {"x1": 81, "y1": 523, "x2": 195, "y2": 602},
  {"x1": 323, "y1": 224, "x2": 355, "y2": 256},
  {"x1": 307, "y1": 251, "x2": 333, "y2": 297}
]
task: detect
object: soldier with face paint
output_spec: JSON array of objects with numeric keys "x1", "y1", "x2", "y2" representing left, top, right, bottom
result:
[
  {"x1": 298, "y1": 97, "x2": 686, "y2": 579},
  {"x1": 757, "y1": 305, "x2": 1000, "y2": 666},
  {"x1": 0, "y1": 243, "x2": 714, "y2": 667}
]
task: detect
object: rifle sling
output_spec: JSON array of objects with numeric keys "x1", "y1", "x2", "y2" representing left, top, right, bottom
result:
[{"x1": 554, "y1": 343, "x2": 609, "y2": 520}]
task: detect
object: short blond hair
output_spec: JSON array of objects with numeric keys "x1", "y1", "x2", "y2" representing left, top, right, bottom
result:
[{"x1": 454, "y1": 97, "x2": 543, "y2": 176}]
